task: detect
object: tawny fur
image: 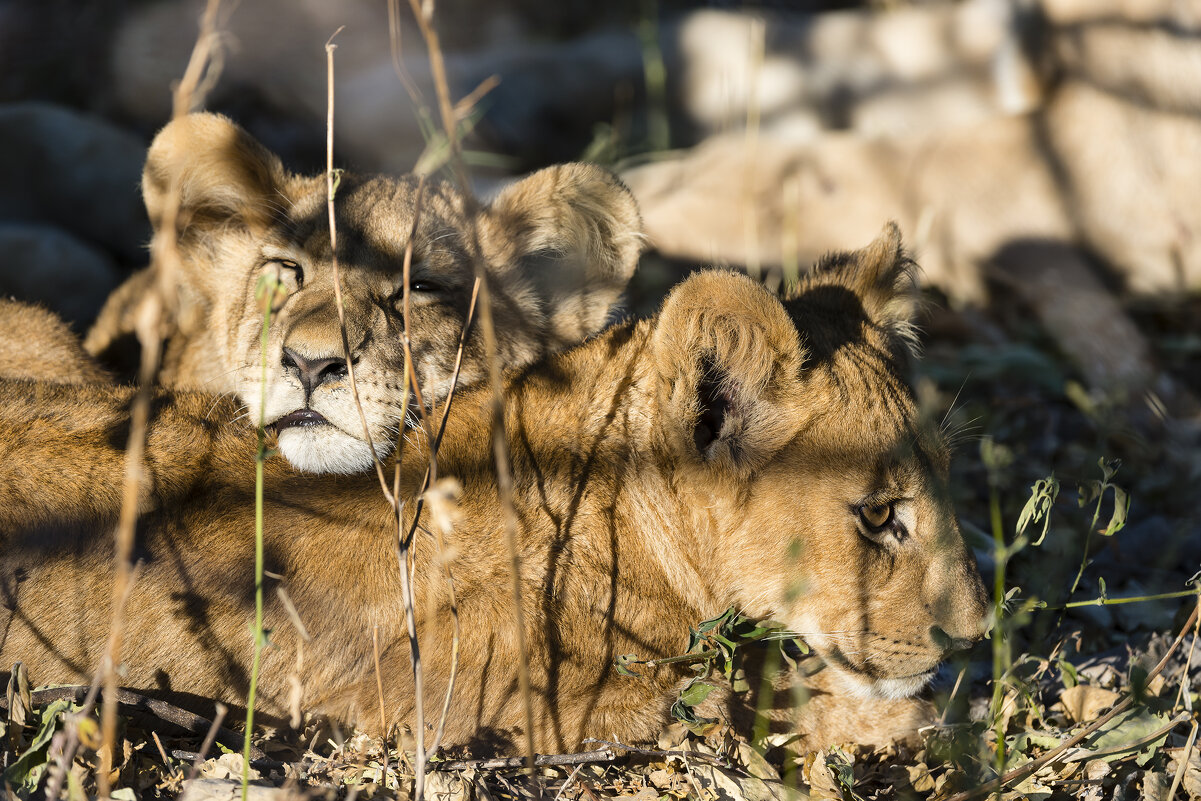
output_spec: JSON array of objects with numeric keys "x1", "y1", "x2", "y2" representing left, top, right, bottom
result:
[
  {"x1": 0, "y1": 229, "x2": 988, "y2": 753},
  {"x1": 84, "y1": 112, "x2": 643, "y2": 473},
  {"x1": 0, "y1": 300, "x2": 110, "y2": 384}
]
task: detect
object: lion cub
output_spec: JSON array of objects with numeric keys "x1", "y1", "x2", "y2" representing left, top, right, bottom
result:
[
  {"x1": 0, "y1": 226, "x2": 988, "y2": 752},
  {"x1": 84, "y1": 113, "x2": 642, "y2": 474}
]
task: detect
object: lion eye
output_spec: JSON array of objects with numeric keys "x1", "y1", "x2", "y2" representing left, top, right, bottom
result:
[
  {"x1": 858, "y1": 502, "x2": 894, "y2": 532},
  {"x1": 256, "y1": 259, "x2": 302, "y2": 312},
  {"x1": 272, "y1": 259, "x2": 303, "y2": 286}
]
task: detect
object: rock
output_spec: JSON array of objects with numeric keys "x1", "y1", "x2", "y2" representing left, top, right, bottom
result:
[
  {"x1": 0, "y1": 102, "x2": 149, "y2": 263},
  {"x1": 0, "y1": 223, "x2": 121, "y2": 326}
]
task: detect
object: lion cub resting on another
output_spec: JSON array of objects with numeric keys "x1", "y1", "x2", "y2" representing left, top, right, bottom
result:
[
  {"x1": 0, "y1": 227, "x2": 988, "y2": 753},
  {"x1": 84, "y1": 113, "x2": 642, "y2": 474}
]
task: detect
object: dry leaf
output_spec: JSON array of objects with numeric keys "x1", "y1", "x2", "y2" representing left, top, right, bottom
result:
[
  {"x1": 907, "y1": 763, "x2": 936, "y2": 793},
  {"x1": 426, "y1": 769, "x2": 471, "y2": 801},
  {"x1": 689, "y1": 764, "x2": 806, "y2": 801},
  {"x1": 801, "y1": 751, "x2": 845, "y2": 800},
  {"x1": 1059, "y1": 685, "x2": 1121, "y2": 724}
]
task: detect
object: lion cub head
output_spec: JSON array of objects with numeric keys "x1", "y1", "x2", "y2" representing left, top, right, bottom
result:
[
  {"x1": 652, "y1": 225, "x2": 990, "y2": 699},
  {"x1": 87, "y1": 113, "x2": 642, "y2": 474}
]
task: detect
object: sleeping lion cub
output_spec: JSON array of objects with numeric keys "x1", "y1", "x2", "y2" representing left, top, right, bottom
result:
[
  {"x1": 0, "y1": 227, "x2": 988, "y2": 752},
  {"x1": 84, "y1": 113, "x2": 643, "y2": 474}
]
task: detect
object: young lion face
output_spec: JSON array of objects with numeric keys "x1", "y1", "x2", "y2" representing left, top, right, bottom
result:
[
  {"x1": 644, "y1": 230, "x2": 991, "y2": 706},
  {"x1": 86, "y1": 113, "x2": 643, "y2": 474}
]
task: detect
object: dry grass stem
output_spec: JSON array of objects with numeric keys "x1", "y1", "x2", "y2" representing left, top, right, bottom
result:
[
  {"x1": 324, "y1": 28, "x2": 397, "y2": 507},
  {"x1": 404, "y1": 0, "x2": 538, "y2": 772},
  {"x1": 387, "y1": 0, "x2": 426, "y2": 108},
  {"x1": 187, "y1": 703, "x2": 228, "y2": 781},
  {"x1": 1167, "y1": 719, "x2": 1198, "y2": 800},
  {"x1": 372, "y1": 626, "x2": 391, "y2": 785},
  {"x1": 322, "y1": 30, "x2": 430, "y2": 798},
  {"x1": 422, "y1": 480, "x2": 462, "y2": 760},
  {"x1": 399, "y1": 175, "x2": 435, "y2": 443},
  {"x1": 98, "y1": 2, "x2": 224, "y2": 796},
  {"x1": 41, "y1": 678, "x2": 102, "y2": 800}
]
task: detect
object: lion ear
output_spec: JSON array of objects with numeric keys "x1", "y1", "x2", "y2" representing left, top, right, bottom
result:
[
  {"x1": 651, "y1": 271, "x2": 806, "y2": 473},
  {"x1": 807, "y1": 222, "x2": 918, "y2": 341},
  {"x1": 478, "y1": 163, "x2": 644, "y2": 347},
  {"x1": 142, "y1": 112, "x2": 289, "y2": 238}
]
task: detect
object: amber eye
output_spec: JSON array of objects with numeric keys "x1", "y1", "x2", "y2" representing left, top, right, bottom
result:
[{"x1": 858, "y1": 502, "x2": 894, "y2": 531}]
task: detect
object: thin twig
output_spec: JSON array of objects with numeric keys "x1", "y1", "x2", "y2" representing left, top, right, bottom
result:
[
  {"x1": 581, "y1": 739, "x2": 732, "y2": 767},
  {"x1": 323, "y1": 29, "x2": 428, "y2": 800},
  {"x1": 424, "y1": 490, "x2": 461, "y2": 761},
  {"x1": 372, "y1": 626, "x2": 391, "y2": 786},
  {"x1": 554, "y1": 762, "x2": 588, "y2": 801},
  {"x1": 404, "y1": 0, "x2": 538, "y2": 773},
  {"x1": 944, "y1": 597, "x2": 1201, "y2": 801},
  {"x1": 98, "y1": 2, "x2": 224, "y2": 796},
  {"x1": 151, "y1": 731, "x2": 178, "y2": 781},
  {"x1": 324, "y1": 27, "x2": 396, "y2": 509},
  {"x1": 1167, "y1": 718, "x2": 1198, "y2": 800},
  {"x1": 188, "y1": 703, "x2": 229, "y2": 781},
  {"x1": 414, "y1": 277, "x2": 479, "y2": 759},
  {"x1": 430, "y1": 749, "x2": 619, "y2": 772},
  {"x1": 399, "y1": 175, "x2": 434, "y2": 443}
]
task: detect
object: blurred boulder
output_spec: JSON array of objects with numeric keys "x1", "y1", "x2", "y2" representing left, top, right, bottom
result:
[
  {"x1": 110, "y1": 0, "x2": 644, "y2": 173},
  {"x1": 0, "y1": 223, "x2": 121, "y2": 326},
  {"x1": 0, "y1": 102, "x2": 148, "y2": 264}
]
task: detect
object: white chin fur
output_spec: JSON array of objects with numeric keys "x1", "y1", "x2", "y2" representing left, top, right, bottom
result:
[
  {"x1": 277, "y1": 427, "x2": 391, "y2": 474},
  {"x1": 831, "y1": 665, "x2": 936, "y2": 700}
]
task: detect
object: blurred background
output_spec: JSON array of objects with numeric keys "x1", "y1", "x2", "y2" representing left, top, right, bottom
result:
[{"x1": 1, "y1": 0, "x2": 1199, "y2": 708}]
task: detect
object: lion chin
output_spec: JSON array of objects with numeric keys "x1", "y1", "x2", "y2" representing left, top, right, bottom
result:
[
  {"x1": 833, "y1": 667, "x2": 941, "y2": 701},
  {"x1": 277, "y1": 425, "x2": 390, "y2": 474}
]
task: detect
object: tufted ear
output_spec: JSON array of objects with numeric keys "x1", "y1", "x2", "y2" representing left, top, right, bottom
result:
[
  {"x1": 651, "y1": 271, "x2": 806, "y2": 475},
  {"x1": 142, "y1": 112, "x2": 292, "y2": 240},
  {"x1": 801, "y1": 222, "x2": 919, "y2": 348},
  {"x1": 478, "y1": 163, "x2": 644, "y2": 347}
]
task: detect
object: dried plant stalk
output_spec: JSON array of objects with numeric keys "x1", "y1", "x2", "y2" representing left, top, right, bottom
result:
[
  {"x1": 404, "y1": 0, "x2": 539, "y2": 773},
  {"x1": 97, "y1": 1, "x2": 224, "y2": 796}
]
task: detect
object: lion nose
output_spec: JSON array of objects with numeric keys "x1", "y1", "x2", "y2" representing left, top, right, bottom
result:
[
  {"x1": 281, "y1": 347, "x2": 348, "y2": 395},
  {"x1": 929, "y1": 624, "x2": 980, "y2": 655}
]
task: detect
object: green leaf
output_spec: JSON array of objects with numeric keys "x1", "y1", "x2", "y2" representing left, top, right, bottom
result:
[
  {"x1": 1016, "y1": 476, "x2": 1059, "y2": 546},
  {"x1": 327, "y1": 167, "x2": 345, "y2": 200},
  {"x1": 731, "y1": 666, "x2": 750, "y2": 694},
  {"x1": 1058, "y1": 658, "x2": 1078, "y2": 690},
  {"x1": 1087, "y1": 708, "x2": 1173, "y2": 765},
  {"x1": 3, "y1": 697, "x2": 70, "y2": 790},
  {"x1": 740, "y1": 620, "x2": 788, "y2": 640},
  {"x1": 1098, "y1": 457, "x2": 1120, "y2": 482},
  {"x1": 1100, "y1": 486, "x2": 1129, "y2": 536},
  {"x1": 678, "y1": 680, "x2": 715, "y2": 708},
  {"x1": 614, "y1": 654, "x2": 642, "y2": 678}
]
